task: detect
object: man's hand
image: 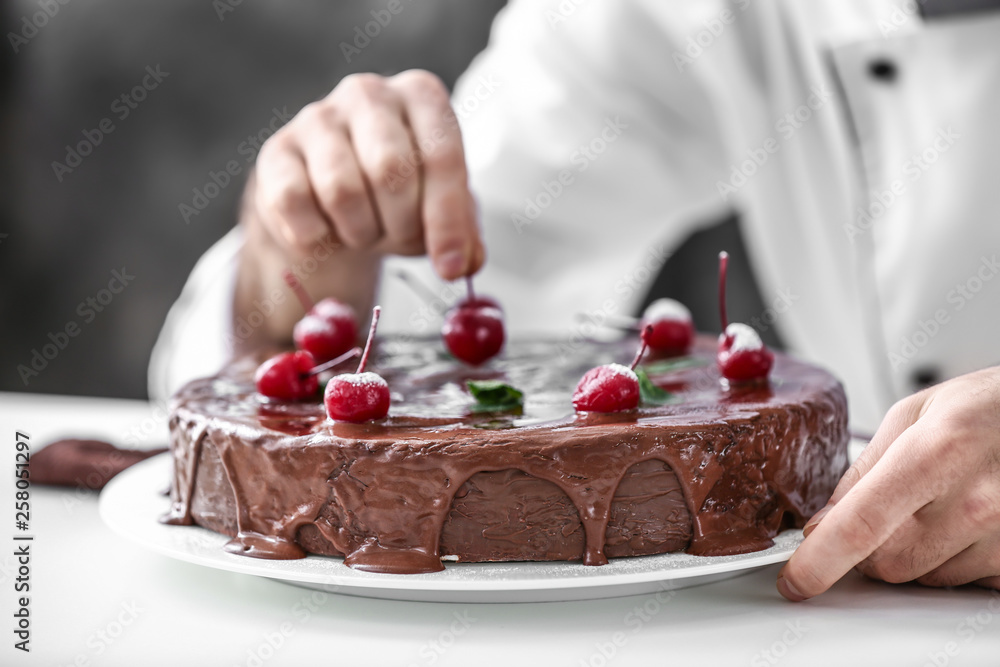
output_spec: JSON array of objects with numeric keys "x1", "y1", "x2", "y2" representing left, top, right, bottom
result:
[
  {"x1": 235, "y1": 70, "x2": 483, "y2": 351},
  {"x1": 778, "y1": 366, "x2": 1000, "y2": 600}
]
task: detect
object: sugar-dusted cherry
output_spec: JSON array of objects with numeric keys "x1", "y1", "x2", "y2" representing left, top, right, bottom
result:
[
  {"x1": 716, "y1": 251, "x2": 773, "y2": 383},
  {"x1": 284, "y1": 270, "x2": 358, "y2": 362},
  {"x1": 640, "y1": 298, "x2": 694, "y2": 356},
  {"x1": 717, "y1": 323, "x2": 774, "y2": 383},
  {"x1": 573, "y1": 326, "x2": 652, "y2": 413},
  {"x1": 442, "y1": 276, "x2": 505, "y2": 366},
  {"x1": 324, "y1": 307, "x2": 391, "y2": 423}
]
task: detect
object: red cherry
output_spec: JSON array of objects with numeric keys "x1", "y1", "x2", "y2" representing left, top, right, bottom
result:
[
  {"x1": 255, "y1": 347, "x2": 361, "y2": 401},
  {"x1": 324, "y1": 372, "x2": 390, "y2": 422},
  {"x1": 255, "y1": 350, "x2": 319, "y2": 401},
  {"x1": 640, "y1": 298, "x2": 694, "y2": 355},
  {"x1": 573, "y1": 326, "x2": 652, "y2": 413},
  {"x1": 572, "y1": 364, "x2": 640, "y2": 412},
  {"x1": 293, "y1": 299, "x2": 358, "y2": 362},
  {"x1": 284, "y1": 270, "x2": 358, "y2": 362},
  {"x1": 324, "y1": 307, "x2": 391, "y2": 423},
  {"x1": 718, "y1": 324, "x2": 774, "y2": 382},
  {"x1": 716, "y1": 251, "x2": 773, "y2": 383},
  {"x1": 442, "y1": 277, "x2": 505, "y2": 366}
]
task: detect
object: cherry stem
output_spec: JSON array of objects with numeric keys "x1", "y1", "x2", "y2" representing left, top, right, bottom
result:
[
  {"x1": 356, "y1": 306, "x2": 381, "y2": 374},
  {"x1": 394, "y1": 269, "x2": 437, "y2": 306},
  {"x1": 718, "y1": 251, "x2": 729, "y2": 332},
  {"x1": 283, "y1": 269, "x2": 314, "y2": 312},
  {"x1": 630, "y1": 325, "x2": 654, "y2": 370},
  {"x1": 306, "y1": 347, "x2": 361, "y2": 377},
  {"x1": 466, "y1": 275, "x2": 476, "y2": 304}
]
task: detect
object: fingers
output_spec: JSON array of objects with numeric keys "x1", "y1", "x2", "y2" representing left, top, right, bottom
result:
[
  {"x1": 830, "y1": 395, "x2": 927, "y2": 504},
  {"x1": 390, "y1": 69, "x2": 483, "y2": 280},
  {"x1": 863, "y1": 470, "x2": 1000, "y2": 584},
  {"x1": 295, "y1": 102, "x2": 382, "y2": 249},
  {"x1": 781, "y1": 368, "x2": 1000, "y2": 601},
  {"x1": 856, "y1": 517, "x2": 958, "y2": 585},
  {"x1": 801, "y1": 394, "x2": 928, "y2": 539},
  {"x1": 916, "y1": 535, "x2": 1000, "y2": 588},
  {"x1": 252, "y1": 70, "x2": 482, "y2": 279},
  {"x1": 778, "y1": 421, "x2": 940, "y2": 600},
  {"x1": 254, "y1": 138, "x2": 331, "y2": 255},
  {"x1": 339, "y1": 77, "x2": 423, "y2": 253}
]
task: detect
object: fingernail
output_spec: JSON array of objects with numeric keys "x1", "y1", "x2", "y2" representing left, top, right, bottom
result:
[
  {"x1": 802, "y1": 505, "x2": 832, "y2": 538},
  {"x1": 434, "y1": 249, "x2": 466, "y2": 280},
  {"x1": 776, "y1": 576, "x2": 808, "y2": 602}
]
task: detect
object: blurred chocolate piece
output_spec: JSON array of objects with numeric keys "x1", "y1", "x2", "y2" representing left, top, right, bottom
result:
[{"x1": 30, "y1": 439, "x2": 165, "y2": 490}]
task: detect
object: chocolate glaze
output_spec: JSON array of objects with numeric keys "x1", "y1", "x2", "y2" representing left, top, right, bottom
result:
[
  {"x1": 165, "y1": 336, "x2": 849, "y2": 574},
  {"x1": 160, "y1": 425, "x2": 206, "y2": 526}
]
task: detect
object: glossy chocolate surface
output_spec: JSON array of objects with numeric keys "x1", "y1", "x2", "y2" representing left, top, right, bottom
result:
[{"x1": 165, "y1": 336, "x2": 849, "y2": 573}]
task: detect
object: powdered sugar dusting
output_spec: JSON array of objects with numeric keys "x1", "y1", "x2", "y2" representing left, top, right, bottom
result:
[
  {"x1": 642, "y1": 298, "x2": 692, "y2": 323},
  {"x1": 725, "y1": 323, "x2": 764, "y2": 352},
  {"x1": 312, "y1": 299, "x2": 355, "y2": 319},
  {"x1": 335, "y1": 371, "x2": 388, "y2": 388},
  {"x1": 295, "y1": 317, "x2": 335, "y2": 335},
  {"x1": 603, "y1": 363, "x2": 638, "y2": 381}
]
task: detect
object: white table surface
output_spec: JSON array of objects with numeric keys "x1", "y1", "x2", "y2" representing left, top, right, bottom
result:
[{"x1": 1, "y1": 390, "x2": 998, "y2": 667}]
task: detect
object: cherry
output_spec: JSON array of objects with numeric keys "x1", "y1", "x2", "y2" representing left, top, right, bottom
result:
[
  {"x1": 255, "y1": 347, "x2": 361, "y2": 401},
  {"x1": 573, "y1": 326, "x2": 652, "y2": 413},
  {"x1": 717, "y1": 323, "x2": 774, "y2": 382},
  {"x1": 255, "y1": 350, "x2": 319, "y2": 401},
  {"x1": 284, "y1": 270, "x2": 358, "y2": 363},
  {"x1": 324, "y1": 307, "x2": 391, "y2": 422},
  {"x1": 716, "y1": 251, "x2": 773, "y2": 383},
  {"x1": 442, "y1": 276, "x2": 505, "y2": 366},
  {"x1": 640, "y1": 298, "x2": 694, "y2": 356}
]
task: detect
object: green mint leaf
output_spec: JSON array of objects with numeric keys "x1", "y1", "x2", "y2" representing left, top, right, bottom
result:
[
  {"x1": 639, "y1": 356, "x2": 708, "y2": 376},
  {"x1": 466, "y1": 380, "x2": 524, "y2": 413},
  {"x1": 636, "y1": 368, "x2": 672, "y2": 405}
]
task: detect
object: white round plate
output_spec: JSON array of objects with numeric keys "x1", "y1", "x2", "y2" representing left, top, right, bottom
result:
[{"x1": 101, "y1": 453, "x2": 811, "y2": 603}]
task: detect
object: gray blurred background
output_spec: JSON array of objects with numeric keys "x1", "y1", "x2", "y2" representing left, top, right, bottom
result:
[
  {"x1": 0, "y1": 0, "x2": 773, "y2": 400},
  {"x1": 0, "y1": 0, "x2": 507, "y2": 399}
]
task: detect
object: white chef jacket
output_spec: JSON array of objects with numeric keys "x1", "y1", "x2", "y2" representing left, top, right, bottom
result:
[{"x1": 150, "y1": 0, "x2": 1000, "y2": 434}]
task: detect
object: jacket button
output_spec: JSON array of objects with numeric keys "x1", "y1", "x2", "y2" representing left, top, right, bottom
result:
[
  {"x1": 911, "y1": 367, "x2": 940, "y2": 390},
  {"x1": 868, "y1": 58, "x2": 898, "y2": 83}
]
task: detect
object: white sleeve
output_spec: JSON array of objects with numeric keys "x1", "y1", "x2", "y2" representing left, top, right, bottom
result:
[
  {"x1": 378, "y1": 0, "x2": 733, "y2": 337},
  {"x1": 147, "y1": 227, "x2": 242, "y2": 404}
]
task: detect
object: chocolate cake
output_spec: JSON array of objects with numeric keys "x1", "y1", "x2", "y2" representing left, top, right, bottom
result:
[{"x1": 163, "y1": 335, "x2": 849, "y2": 574}]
